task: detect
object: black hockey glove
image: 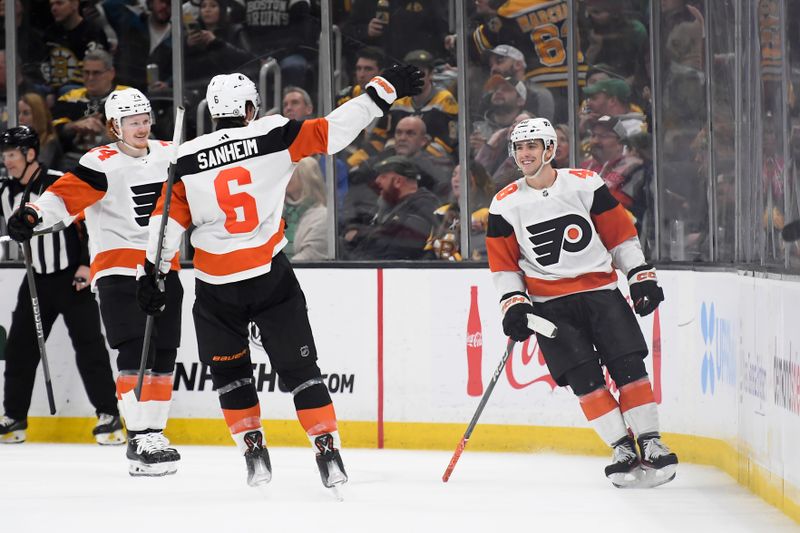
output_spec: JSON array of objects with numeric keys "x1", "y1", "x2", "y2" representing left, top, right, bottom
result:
[
  {"x1": 627, "y1": 264, "x2": 664, "y2": 317},
  {"x1": 364, "y1": 64, "x2": 424, "y2": 113},
  {"x1": 500, "y1": 291, "x2": 535, "y2": 342},
  {"x1": 136, "y1": 260, "x2": 166, "y2": 316},
  {"x1": 6, "y1": 206, "x2": 39, "y2": 242}
]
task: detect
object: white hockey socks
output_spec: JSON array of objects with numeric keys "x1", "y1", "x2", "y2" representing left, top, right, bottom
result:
[
  {"x1": 116, "y1": 373, "x2": 174, "y2": 432},
  {"x1": 619, "y1": 378, "x2": 660, "y2": 437},
  {"x1": 579, "y1": 387, "x2": 628, "y2": 446}
]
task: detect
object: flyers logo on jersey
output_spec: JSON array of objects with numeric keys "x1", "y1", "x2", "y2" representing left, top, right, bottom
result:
[
  {"x1": 130, "y1": 182, "x2": 163, "y2": 227},
  {"x1": 527, "y1": 214, "x2": 592, "y2": 266}
]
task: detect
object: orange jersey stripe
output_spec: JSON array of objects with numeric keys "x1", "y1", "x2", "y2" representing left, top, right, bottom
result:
[
  {"x1": 487, "y1": 234, "x2": 521, "y2": 272},
  {"x1": 46, "y1": 172, "x2": 105, "y2": 215},
  {"x1": 591, "y1": 203, "x2": 638, "y2": 250},
  {"x1": 222, "y1": 405, "x2": 262, "y2": 434},
  {"x1": 153, "y1": 181, "x2": 192, "y2": 228},
  {"x1": 525, "y1": 270, "x2": 617, "y2": 298},
  {"x1": 193, "y1": 219, "x2": 285, "y2": 277},
  {"x1": 579, "y1": 387, "x2": 619, "y2": 421},
  {"x1": 618, "y1": 378, "x2": 656, "y2": 413},
  {"x1": 90, "y1": 248, "x2": 180, "y2": 280},
  {"x1": 297, "y1": 404, "x2": 338, "y2": 436},
  {"x1": 116, "y1": 374, "x2": 173, "y2": 401},
  {"x1": 288, "y1": 118, "x2": 329, "y2": 162}
]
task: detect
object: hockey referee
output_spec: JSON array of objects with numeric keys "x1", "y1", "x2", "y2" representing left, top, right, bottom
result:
[{"x1": 0, "y1": 125, "x2": 122, "y2": 445}]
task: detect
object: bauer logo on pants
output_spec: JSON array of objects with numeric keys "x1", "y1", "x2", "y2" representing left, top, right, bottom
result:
[{"x1": 526, "y1": 214, "x2": 592, "y2": 266}]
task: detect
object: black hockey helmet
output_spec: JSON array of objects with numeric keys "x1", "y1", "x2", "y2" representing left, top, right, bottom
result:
[{"x1": 1, "y1": 125, "x2": 40, "y2": 156}]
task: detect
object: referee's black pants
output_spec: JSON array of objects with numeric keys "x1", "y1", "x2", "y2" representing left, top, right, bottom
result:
[{"x1": 3, "y1": 268, "x2": 118, "y2": 420}]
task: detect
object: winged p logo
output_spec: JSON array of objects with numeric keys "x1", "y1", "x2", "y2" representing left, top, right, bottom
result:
[{"x1": 526, "y1": 214, "x2": 593, "y2": 266}]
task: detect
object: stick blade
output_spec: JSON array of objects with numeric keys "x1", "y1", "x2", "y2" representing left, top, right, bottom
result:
[
  {"x1": 442, "y1": 438, "x2": 468, "y2": 482},
  {"x1": 527, "y1": 313, "x2": 558, "y2": 338}
]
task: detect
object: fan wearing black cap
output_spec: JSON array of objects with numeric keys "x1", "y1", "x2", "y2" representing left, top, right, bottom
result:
[
  {"x1": 343, "y1": 155, "x2": 438, "y2": 260},
  {"x1": 0, "y1": 125, "x2": 121, "y2": 445}
]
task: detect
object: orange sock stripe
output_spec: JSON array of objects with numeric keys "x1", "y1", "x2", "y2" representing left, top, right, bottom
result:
[
  {"x1": 222, "y1": 405, "x2": 262, "y2": 434},
  {"x1": 618, "y1": 378, "x2": 655, "y2": 413},
  {"x1": 115, "y1": 374, "x2": 173, "y2": 402},
  {"x1": 297, "y1": 404, "x2": 338, "y2": 436},
  {"x1": 579, "y1": 388, "x2": 619, "y2": 421}
]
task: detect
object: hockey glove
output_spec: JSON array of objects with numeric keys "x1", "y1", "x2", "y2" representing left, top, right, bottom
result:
[
  {"x1": 627, "y1": 264, "x2": 664, "y2": 317},
  {"x1": 136, "y1": 260, "x2": 166, "y2": 316},
  {"x1": 365, "y1": 64, "x2": 424, "y2": 113},
  {"x1": 500, "y1": 291, "x2": 535, "y2": 342},
  {"x1": 6, "y1": 206, "x2": 39, "y2": 242}
]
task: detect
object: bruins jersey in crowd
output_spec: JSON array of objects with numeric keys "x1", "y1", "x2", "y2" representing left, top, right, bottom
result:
[
  {"x1": 347, "y1": 87, "x2": 458, "y2": 168},
  {"x1": 473, "y1": 0, "x2": 587, "y2": 89},
  {"x1": 486, "y1": 168, "x2": 645, "y2": 303}
]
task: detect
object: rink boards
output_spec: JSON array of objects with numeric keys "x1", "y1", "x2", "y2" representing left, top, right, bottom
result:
[{"x1": 0, "y1": 266, "x2": 798, "y2": 521}]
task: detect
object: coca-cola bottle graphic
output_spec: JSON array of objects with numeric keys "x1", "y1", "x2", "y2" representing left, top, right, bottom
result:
[{"x1": 466, "y1": 285, "x2": 483, "y2": 396}]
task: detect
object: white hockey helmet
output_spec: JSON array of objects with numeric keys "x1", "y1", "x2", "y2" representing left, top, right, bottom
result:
[
  {"x1": 508, "y1": 118, "x2": 558, "y2": 164},
  {"x1": 104, "y1": 88, "x2": 152, "y2": 126},
  {"x1": 206, "y1": 73, "x2": 261, "y2": 119}
]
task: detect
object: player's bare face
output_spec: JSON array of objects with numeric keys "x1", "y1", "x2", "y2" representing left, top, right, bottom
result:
[
  {"x1": 120, "y1": 114, "x2": 152, "y2": 150},
  {"x1": 514, "y1": 140, "x2": 544, "y2": 175}
]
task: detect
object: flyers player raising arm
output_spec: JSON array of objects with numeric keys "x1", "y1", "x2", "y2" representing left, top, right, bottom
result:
[
  {"x1": 135, "y1": 67, "x2": 424, "y2": 490},
  {"x1": 6, "y1": 88, "x2": 184, "y2": 478},
  {"x1": 485, "y1": 118, "x2": 677, "y2": 488}
]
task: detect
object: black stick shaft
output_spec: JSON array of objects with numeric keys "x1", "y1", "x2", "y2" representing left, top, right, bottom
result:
[
  {"x1": 443, "y1": 338, "x2": 516, "y2": 482},
  {"x1": 22, "y1": 240, "x2": 56, "y2": 415},
  {"x1": 134, "y1": 107, "x2": 184, "y2": 401}
]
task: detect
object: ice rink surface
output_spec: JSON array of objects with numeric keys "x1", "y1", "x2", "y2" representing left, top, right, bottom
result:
[{"x1": 1, "y1": 444, "x2": 797, "y2": 533}]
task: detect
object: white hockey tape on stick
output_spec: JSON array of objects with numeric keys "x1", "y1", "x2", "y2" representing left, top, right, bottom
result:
[{"x1": 527, "y1": 313, "x2": 558, "y2": 338}]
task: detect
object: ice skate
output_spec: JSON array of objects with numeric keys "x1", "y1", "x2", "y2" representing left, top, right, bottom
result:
[
  {"x1": 605, "y1": 436, "x2": 642, "y2": 488},
  {"x1": 243, "y1": 430, "x2": 272, "y2": 487},
  {"x1": 314, "y1": 433, "x2": 348, "y2": 490},
  {"x1": 93, "y1": 413, "x2": 125, "y2": 445},
  {"x1": 126, "y1": 431, "x2": 180, "y2": 477},
  {"x1": 637, "y1": 433, "x2": 678, "y2": 488},
  {"x1": 0, "y1": 416, "x2": 26, "y2": 444}
]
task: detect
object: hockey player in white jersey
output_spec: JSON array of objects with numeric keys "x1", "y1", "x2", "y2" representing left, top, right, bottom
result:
[
  {"x1": 485, "y1": 118, "x2": 677, "y2": 488},
  {"x1": 7, "y1": 88, "x2": 184, "y2": 477},
  {"x1": 135, "y1": 67, "x2": 424, "y2": 489}
]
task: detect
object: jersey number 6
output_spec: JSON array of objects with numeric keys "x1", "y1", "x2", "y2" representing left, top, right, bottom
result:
[{"x1": 214, "y1": 166, "x2": 259, "y2": 234}]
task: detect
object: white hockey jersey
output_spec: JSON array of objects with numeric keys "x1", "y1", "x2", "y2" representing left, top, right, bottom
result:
[
  {"x1": 29, "y1": 140, "x2": 179, "y2": 285},
  {"x1": 148, "y1": 93, "x2": 384, "y2": 284},
  {"x1": 486, "y1": 168, "x2": 645, "y2": 303}
]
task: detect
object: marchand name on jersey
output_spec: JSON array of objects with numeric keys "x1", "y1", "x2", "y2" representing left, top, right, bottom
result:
[{"x1": 197, "y1": 138, "x2": 259, "y2": 170}]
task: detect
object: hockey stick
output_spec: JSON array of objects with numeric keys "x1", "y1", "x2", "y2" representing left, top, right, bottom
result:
[
  {"x1": 442, "y1": 314, "x2": 558, "y2": 482},
  {"x1": 443, "y1": 337, "x2": 516, "y2": 482},
  {"x1": 134, "y1": 106, "x2": 185, "y2": 401},
  {"x1": 0, "y1": 222, "x2": 69, "y2": 243},
  {"x1": 18, "y1": 168, "x2": 57, "y2": 415}
]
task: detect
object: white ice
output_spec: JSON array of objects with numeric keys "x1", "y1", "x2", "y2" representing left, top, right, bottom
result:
[{"x1": 1, "y1": 444, "x2": 797, "y2": 533}]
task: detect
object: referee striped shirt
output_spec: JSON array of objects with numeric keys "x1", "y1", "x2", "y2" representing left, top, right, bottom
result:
[{"x1": 0, "y1": 166, "x2": 89, "y2": 275}]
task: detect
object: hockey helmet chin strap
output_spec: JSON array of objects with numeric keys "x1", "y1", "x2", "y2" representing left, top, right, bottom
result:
[
  {"x1": 517, "y1": 140, "x2": 556, "y2": 179},
  {"x1": 112, "y1": 118, "x2": 149, "y2": 154}
]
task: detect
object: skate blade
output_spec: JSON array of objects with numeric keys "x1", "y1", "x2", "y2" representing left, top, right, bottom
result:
[
  {"x1": 329, "y1": 485, "x2": 344, "y2": 502},
  {"x1": 128, "y1": 460, "x2": 178, "y2": 477},
  {"x1": 247, "y1": 463, "x2": 273, "y2": 487},
  {"x1": 637, "y1": 464, "x2": 677, "y2": 488},
  {"x1": 96, "y1": 430, "x2": 126, "y2": 446},
  {"x1": 608, "y1": 467, "x2": 645, "y2": 489},
  {"x1": 322, "y1": 462, "x2": 348, "y2": 489},
  {"x1": 0, "y1": 430, "x2": 26, "y2": 444}
]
